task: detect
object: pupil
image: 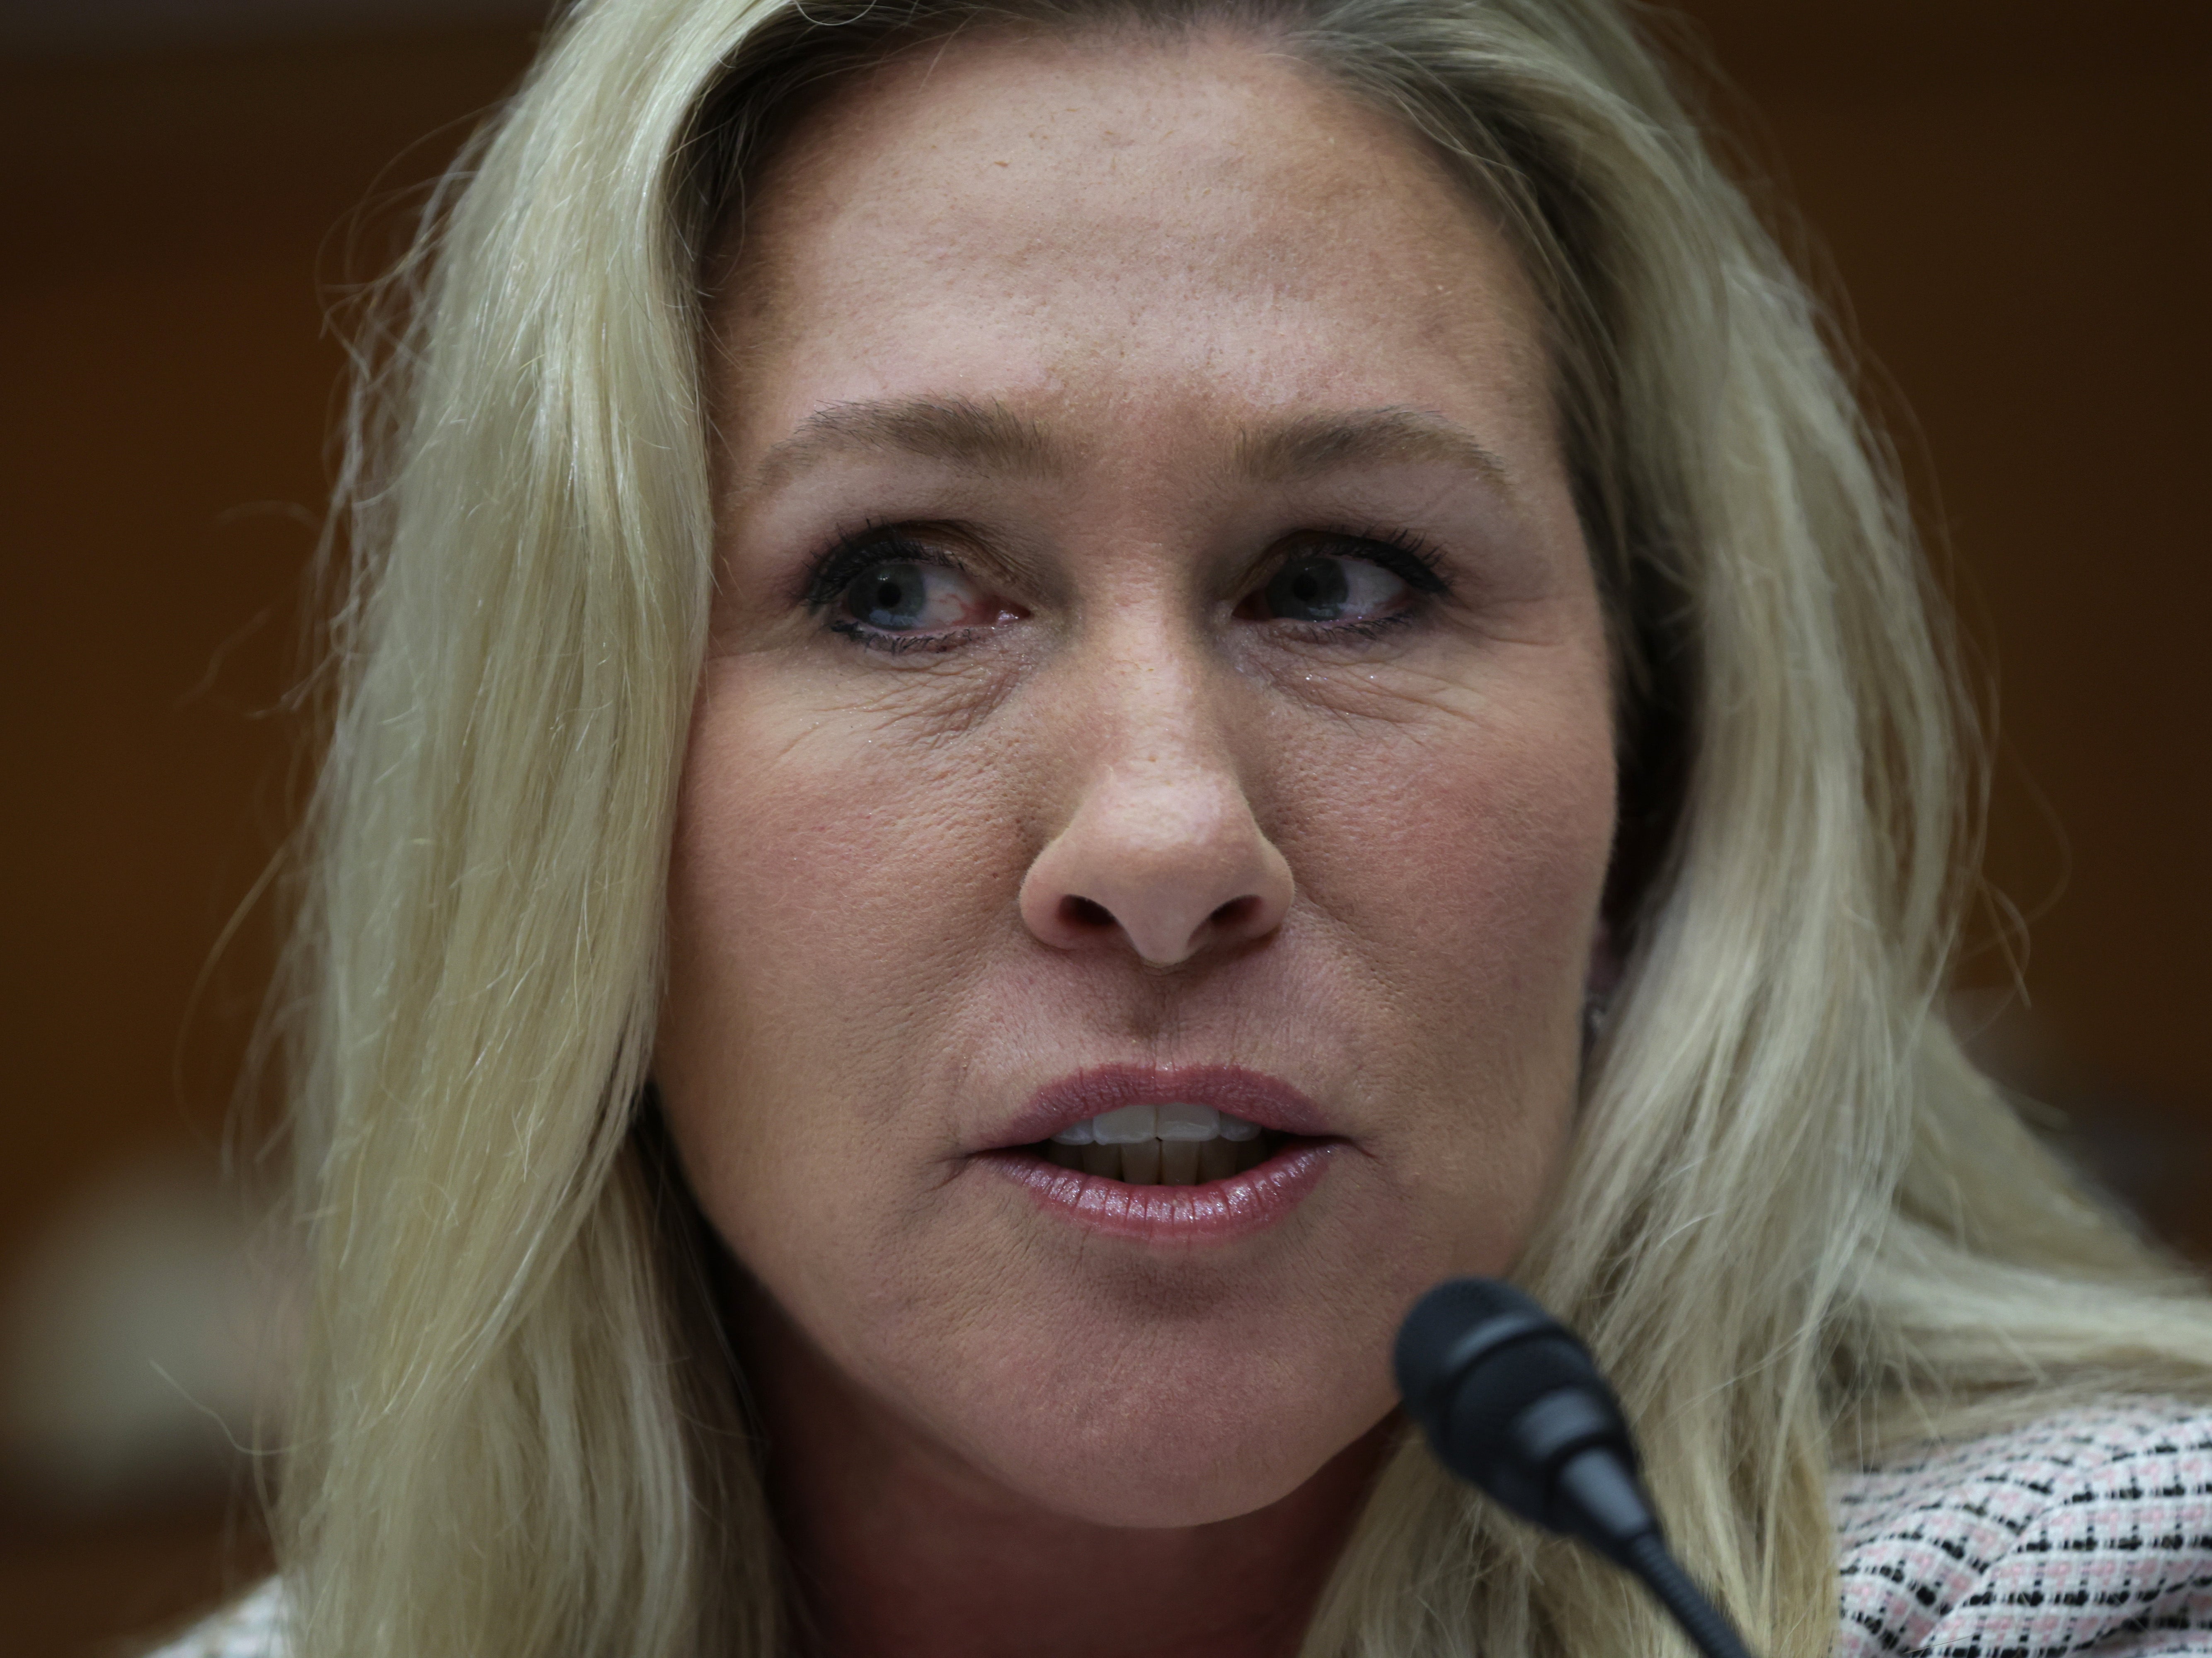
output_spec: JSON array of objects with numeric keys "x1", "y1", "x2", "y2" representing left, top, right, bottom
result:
[
  {"x1": 1274, "y1": 555, "x2": 1349, "y2": 620},
  {"x1": 852, "y1": 562, "x2": 928, "y2": 628}
]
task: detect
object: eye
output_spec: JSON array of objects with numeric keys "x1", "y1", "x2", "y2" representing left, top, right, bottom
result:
[
  {"x1": 836, "y1": 560, "x2": 974, "y2": 630},
  {"x1": 1243, "y1": 546, "x2": 1421, "y2": 625},
  {"x1": 813, "y1": 536, "x2": 1021, "y2": 645}
]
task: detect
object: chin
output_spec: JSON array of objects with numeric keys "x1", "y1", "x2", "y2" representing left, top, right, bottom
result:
[
  {"x1": 922, "y1": 1319, "x2": 1396, "y2": 1528},
  {"x1": 967, "y1": 1418, "x2": 1373, "y2": 1530}
]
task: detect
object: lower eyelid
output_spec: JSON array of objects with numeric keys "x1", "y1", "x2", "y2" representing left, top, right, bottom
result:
[
  {"x1": 829, "y1": 621, "x2": 990, "y2": 655},
  {"x1": 1329, "y1": 609, "x2": 1420, "y2": 636}
]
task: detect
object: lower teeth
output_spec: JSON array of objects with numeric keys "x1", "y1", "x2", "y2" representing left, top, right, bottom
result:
[{"x1": 1042, "y1": 1133, "x2": 1276, "y2": 1184}]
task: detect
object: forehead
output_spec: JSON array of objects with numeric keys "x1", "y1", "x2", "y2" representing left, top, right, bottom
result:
[{"x1": 715, "y1": 27, "x2": 1555, "y2": 460}]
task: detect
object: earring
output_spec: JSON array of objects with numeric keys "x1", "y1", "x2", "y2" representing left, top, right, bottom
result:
[
  {"x1": 1580, "y1": 988, "x2": 1613, "y2": 1062},
  {"x1": 1582, "y1": 918, "x2": 1621, "y2": 1064}
]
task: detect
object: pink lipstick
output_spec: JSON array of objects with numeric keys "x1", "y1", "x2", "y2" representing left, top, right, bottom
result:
[{"x1": 976, "y1": 1064, "x2": 1343, "y2": 1243}]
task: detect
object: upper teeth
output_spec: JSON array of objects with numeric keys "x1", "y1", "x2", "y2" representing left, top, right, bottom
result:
[{"x1": 1050, "y1": 1104, "x2": 1263, "y2": 1145}]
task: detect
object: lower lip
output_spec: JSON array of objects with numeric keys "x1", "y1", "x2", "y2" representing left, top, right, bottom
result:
[{"x1": 976, "y1": 1139, "x2": 1340, "y2": 1244}]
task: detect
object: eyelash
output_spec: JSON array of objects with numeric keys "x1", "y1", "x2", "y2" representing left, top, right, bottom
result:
[
  {"x1": 1325, "y1": 526, "x2": 1449, "y2": 595},
  {"x1": 799, "y1": 522, "x2": 1453, "y2": 649},
  {"x1": 800, "y1": 521, "x2": 938, "y2": 611}
]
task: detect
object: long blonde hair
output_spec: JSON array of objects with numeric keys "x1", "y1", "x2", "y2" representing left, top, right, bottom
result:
[{"x1": 275, "y1": 1, "x2": 2212, "y2": 1654}]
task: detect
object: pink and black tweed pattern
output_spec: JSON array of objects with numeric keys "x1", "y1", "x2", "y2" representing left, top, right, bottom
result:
[{"x1": 1834, "y1": 1400, "x2": 2212, "y2": 1657}]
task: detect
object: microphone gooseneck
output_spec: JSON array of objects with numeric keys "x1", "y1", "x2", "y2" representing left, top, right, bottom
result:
[{"x1": 1393, "y1": 1278, "x2": 1757, "y2": 1658}]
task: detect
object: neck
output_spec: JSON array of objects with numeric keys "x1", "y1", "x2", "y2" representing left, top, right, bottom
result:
[{"x1": 734, "y1": 1287, "x2": 1391, "y2": 1658}]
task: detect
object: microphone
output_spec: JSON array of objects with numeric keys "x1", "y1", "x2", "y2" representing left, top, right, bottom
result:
[{"x1": 1393, "y1": 1278, "x2": 1756, "y2": 1658}]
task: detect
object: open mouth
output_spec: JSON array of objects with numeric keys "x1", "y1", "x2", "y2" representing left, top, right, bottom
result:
[
  {"x1": 981, "y1": 1066, "x2": 1341, "y2": 1236},
  {"x1": 1015, "y1": 1103, "x2": 1287, "y2": 1186}
]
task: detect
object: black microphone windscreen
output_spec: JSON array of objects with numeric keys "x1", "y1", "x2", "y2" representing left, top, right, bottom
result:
[
  {"x1": 1447, "y1": 1334, "x2": 1603, "y2": 1462},
  {"x1": 1392, "y1": 1277, "x2": 1761, "y2": 1658},
  {"x1": 1393, "y1": 1277, "x2": 1546, "y2": 1414}
]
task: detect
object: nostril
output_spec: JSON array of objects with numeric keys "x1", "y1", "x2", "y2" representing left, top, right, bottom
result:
[
  {"x1": 1208, "y1": 895, "x2": 1257, "y2": 931},
  {"x1": 1060, "y1": 896, "x2": 1116, "y2": 932}
]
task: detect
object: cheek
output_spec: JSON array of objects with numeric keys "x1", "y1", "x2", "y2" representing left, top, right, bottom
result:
[
  {"x1": 672, "y1": 663, "x2": 1017, "y2": 983},
  {"x1": 1411, "y1": 734, "x2": 1612, "y2": 990},
  {"x1": 1263, "y1": 650, "x2": 1616, "y2": 1246},
  {"x1": 1278, "y1": 667, "x2": 1617, "y2": 1002},
  {"x1": 655, "y1": 660, "x2": 1028, "y2": 1216}
]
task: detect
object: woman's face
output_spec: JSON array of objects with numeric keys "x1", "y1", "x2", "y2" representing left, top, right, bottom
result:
[{"x1": 657, "y1": 31, "x2": 1617, "y2": 1527}]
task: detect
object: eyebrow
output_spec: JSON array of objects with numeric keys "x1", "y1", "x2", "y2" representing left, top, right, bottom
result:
[
  {"x1": 751, "y1": 397, "x2": 1060, "y2": 492},
  {"x1": 1232, "y1": 407, "x2": 1514, "y2": 492},
  {"x1": 749, "y1": 397, "x2": 1513, "y2": 494}
]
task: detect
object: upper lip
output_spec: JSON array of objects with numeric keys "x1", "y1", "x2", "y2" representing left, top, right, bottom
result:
[{"x1": 986, "y1": 1063, "x2": 1335, "y2": 1149}]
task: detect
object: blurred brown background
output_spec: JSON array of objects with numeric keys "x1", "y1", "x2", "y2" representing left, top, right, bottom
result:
[{"x1": 1, "y1": 0, "x2": 2206, "y2": 1651}]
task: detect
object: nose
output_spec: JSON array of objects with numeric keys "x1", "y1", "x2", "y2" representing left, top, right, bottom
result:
[{"x1": 1018, "y1": 669, "x2": 1294, "y2": 968}]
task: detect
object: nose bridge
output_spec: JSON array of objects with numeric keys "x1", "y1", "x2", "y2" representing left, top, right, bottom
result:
[
  {"x1": 1083, "y1": 617, "x2": 1233, "y2": 798},
  {"x1": 1019, "y1": 611, "x2": 1294, "y2": 967}
]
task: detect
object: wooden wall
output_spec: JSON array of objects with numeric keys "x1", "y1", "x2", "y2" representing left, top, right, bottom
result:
[{"x1": 0, "y1": 26, "x2": 543, "y2": 1653}]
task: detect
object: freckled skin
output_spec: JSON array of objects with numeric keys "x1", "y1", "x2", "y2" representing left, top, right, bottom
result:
[{"x1": 654, "y1": 29, "x2": 1618, "y2": 1658}]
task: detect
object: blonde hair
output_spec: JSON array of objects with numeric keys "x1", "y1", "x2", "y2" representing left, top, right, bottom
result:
[{"x1": 275, "y1": 1, "x2": 2212, "y2": 1654}]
